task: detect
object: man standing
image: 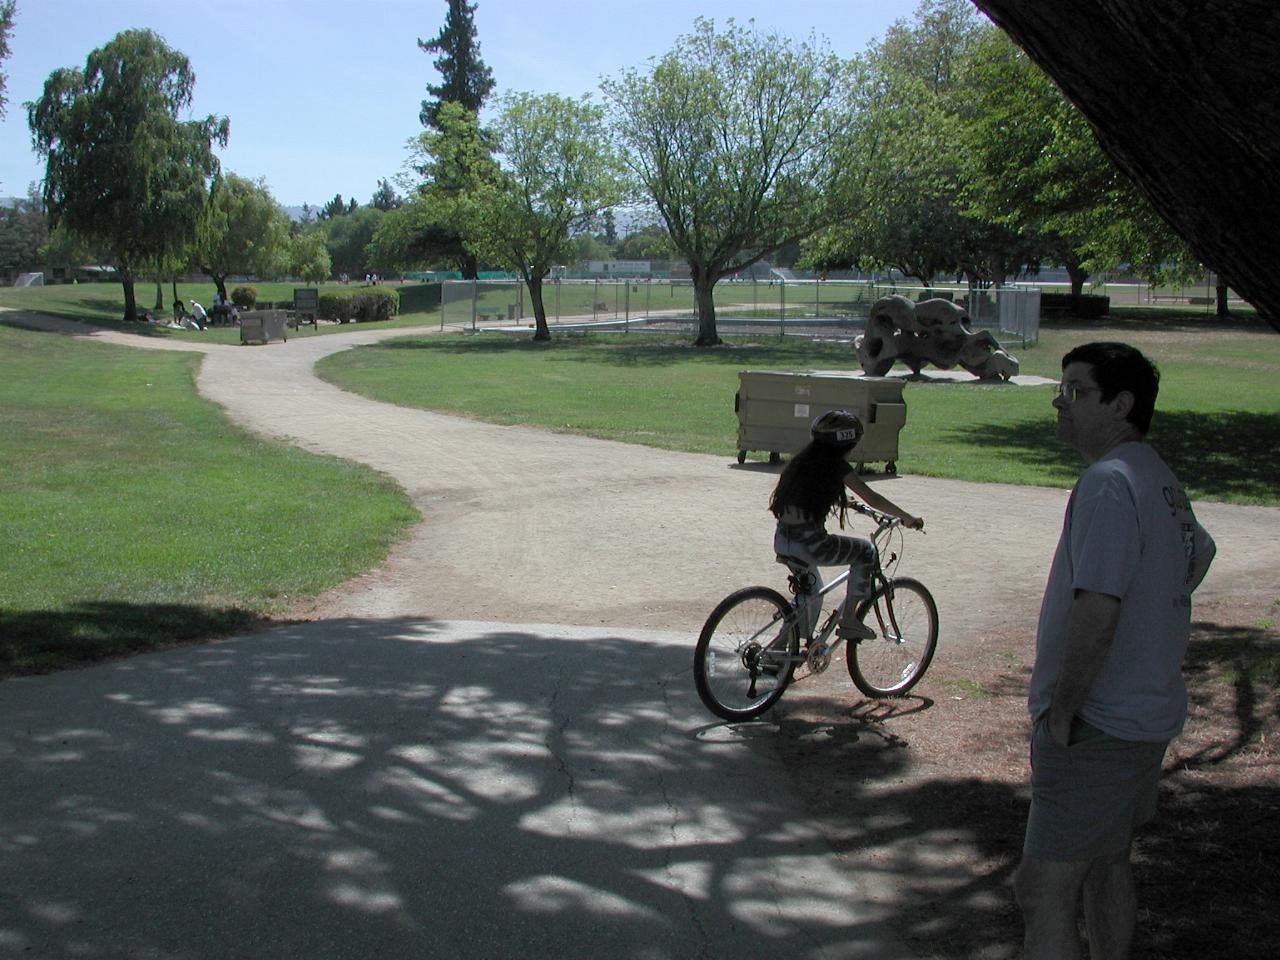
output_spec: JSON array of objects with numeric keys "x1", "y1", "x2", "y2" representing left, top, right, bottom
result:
[{"x1": 1015, "y1": 342, "x2": 1216, "y2": 959}]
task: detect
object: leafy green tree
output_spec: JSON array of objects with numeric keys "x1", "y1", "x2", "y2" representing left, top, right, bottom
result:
[
  {"x1": 27, "y1": 29, "x2": 228, "y2": 322},
  {"x1": 195, "y1": 173, "x2": 291, "y2": 301},
  {"x1": 323, "y1": 206, "x2": 384, "y2": 279},
  {"x1": 370, "y1": 178, "x2": 402, "y2": 211},
  {"x1": 603, "y1": 18, "x2": 859, "y2": 345},
  {"x1": 570, "y1": 233, "x2": 612, "y2": 265},
  {"x1": 418, "y1": 0, "x2": 495, "y2": 130},
  {"x1": 0, "y1": 185, "x2": 48, "y2": 273},
  {"x1": 957, "y1": 28, "x2": 1195, "y2": 295},
  {"x1": 802, "y1": 0, "x2": 992, "y2": 287},
  {"x1": 289, "y1": 229, "x2": 331, "y2": 285},
  {"x1": 615, "y1": 224, "x2": 677, "y2": 261},
  {"x1": 365, "y1": 208, "x2": 417, "y2": 275},
  {"x1": 463, "y1": 92, "x2": 626, "y2": 341},
  {"x1": 400, "y1": 100, "x2": 499, "y2": 278},
  {"x1": 38, "y1": 222, "x2": 106, "y2": 272}
]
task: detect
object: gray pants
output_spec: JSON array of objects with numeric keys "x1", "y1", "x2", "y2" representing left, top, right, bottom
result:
[{"x1": 774, "y1": 521, "x2": 877, "y2": 632}]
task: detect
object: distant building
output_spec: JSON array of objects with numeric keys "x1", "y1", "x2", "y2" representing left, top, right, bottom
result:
[{"x1": 585, "y1": 259, "x2": 652, "y2": 277}]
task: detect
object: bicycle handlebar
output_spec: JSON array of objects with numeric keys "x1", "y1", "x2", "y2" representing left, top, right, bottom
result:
[{"x1": 848, "y1": 500, "x2": 924, "y2": 532}]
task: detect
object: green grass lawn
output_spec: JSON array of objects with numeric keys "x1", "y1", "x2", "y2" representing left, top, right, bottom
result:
[
  {"x1": 316, "y1": 315, "x2": 1280, "y2": 506},
  {"x1": 0, "y1": 323, "x2": 419, "y2": 677}
]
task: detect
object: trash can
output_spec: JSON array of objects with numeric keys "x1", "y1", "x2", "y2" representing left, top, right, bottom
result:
[
  {"x1": 239, "y1": 310, "x2": 289, "y2": 345},
  {"x1": 735, "y1": 370, "x2": 907, "y2": 472}
]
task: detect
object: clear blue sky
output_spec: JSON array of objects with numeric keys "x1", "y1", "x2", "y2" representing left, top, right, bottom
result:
[{"x1": 1, "y1": 0, "x2": 923, "y2": 208}]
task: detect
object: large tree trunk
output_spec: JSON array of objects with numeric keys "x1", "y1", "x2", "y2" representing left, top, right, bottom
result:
[
  {"x1": 1217, "y1": 280, "x2": 1230, "y2": 318},
  {"x1": 120, "y1": 267, "x2": 138, "y2": 323},
  {"x1": 460, "y1": 251, "x2": 479, "y2": 282},
  {"x1": 973, "y1": 1, "x2": 1280, "y2": 332},
  {"x1": 692, "y1": 271, "x2": 721, "y2": 347},
  {"x1": 1065, "y1": 258, "x2": 1089, "y2": 298},
  {"x1": 527, "y1": 276, "x2": 551, "y2": 341}
]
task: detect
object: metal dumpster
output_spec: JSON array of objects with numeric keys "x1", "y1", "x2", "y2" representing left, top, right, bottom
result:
[
  {"x1": 239, "y1": 309, "x2": 289, "y2": 345},
  {"x1": 735, "y1": 370, "x2": 907, "y2": 472}
]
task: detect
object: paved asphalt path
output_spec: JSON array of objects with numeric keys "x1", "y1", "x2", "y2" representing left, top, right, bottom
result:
[{"x1": 3, "y1": 312, "x2": 1277, "y2": 960}]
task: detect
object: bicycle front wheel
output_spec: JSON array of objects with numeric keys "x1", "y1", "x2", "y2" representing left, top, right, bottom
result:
[
  {"x1": 694, "y1": 586, "x2": 797, "y2": 721},
  {"x1": 847, "y1": 578, "x2": 938, "y2": 698}
]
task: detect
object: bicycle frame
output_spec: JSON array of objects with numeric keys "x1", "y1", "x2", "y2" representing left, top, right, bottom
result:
[{"x1": 762, "y1": 509, "x2": 908, "y2": 674}]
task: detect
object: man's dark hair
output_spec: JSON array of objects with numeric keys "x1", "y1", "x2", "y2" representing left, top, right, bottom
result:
[{"x1": 1062, "y1": 341, "x2": 1160, "y2": 434}]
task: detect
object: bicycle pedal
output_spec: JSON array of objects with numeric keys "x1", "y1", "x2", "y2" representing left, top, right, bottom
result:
[{"x1": 837, "y1": 619, "x2": 877, "y2": 641}]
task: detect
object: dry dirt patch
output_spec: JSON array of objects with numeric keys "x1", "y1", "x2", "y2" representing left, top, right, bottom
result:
[{"x1": 766, "y1": 595, "x2": 1279, "y2": 958}]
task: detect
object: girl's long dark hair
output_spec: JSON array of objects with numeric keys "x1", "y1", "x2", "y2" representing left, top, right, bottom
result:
[{"x1": 769, "y1": 440, "x2": 853, "y2": 524}]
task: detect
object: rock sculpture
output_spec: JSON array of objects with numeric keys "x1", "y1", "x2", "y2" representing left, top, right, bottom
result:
[{"x1": 855, "y1": 294, "x2": 1019, "y2": 380}]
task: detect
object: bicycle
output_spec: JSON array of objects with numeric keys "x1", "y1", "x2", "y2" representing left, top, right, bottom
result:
[{"x1": 693, "y1": 502, "x2": 939, "y2": 721}]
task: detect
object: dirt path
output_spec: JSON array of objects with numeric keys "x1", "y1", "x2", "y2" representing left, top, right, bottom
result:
[{"x1": 6, "y1": 309, "x2": 1276, "y2": 659}]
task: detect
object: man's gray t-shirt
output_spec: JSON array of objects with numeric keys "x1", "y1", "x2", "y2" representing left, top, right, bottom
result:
[{"x1": 1029, "y1": 442, "x2": 1216, "y2": 741}]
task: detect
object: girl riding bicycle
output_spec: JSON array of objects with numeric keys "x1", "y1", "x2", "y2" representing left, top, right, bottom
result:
[{"x1": 770, "y1": 410, "x2": 925, "y2": 640}]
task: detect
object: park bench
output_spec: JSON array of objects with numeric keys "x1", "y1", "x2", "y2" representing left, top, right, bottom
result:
[
  {"x1": 239, "y1": 309, "x2": 289, "y2": 345},
  {"x1": 291, "y1": 288, "x2": 320, "y2": 330}
]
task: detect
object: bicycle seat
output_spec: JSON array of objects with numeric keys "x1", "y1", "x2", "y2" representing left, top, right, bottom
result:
[{"x1": 775, "y1": 553, "x2": 812, "y2": 569}]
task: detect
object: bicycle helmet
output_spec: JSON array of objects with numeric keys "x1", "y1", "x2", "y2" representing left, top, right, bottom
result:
[{"x1": 810, "y1": 409, "x2": 863, "y2": 448}]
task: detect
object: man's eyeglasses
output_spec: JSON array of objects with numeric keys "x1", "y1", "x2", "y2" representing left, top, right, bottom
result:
[{"x1": 1055, "y1": 382, "x2": 1102, "y2": 403}]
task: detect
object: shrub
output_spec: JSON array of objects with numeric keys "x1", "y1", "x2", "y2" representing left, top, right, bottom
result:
[
  {"x1": 318, "y1": 289, "x2": 399, "y2": 323},
  {"x1": 318, "y1": 292, "x2": 355, "y2": 323},
  {"x1": 231, "y1": 285, "x2": 258, "y2": 309}
]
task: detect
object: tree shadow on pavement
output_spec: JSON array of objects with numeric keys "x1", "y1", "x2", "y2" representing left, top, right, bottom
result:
[
  {"x1": 4, "y1": 613, "x2": 1274, "y2": 959},
  {"x1": 2, "y1": 617, "x2": 920, "y2": 960}
]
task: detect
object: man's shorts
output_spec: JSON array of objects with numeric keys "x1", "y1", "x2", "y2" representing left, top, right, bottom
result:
[{"x1": 1023, "y1": 716, "x2": 1169, "y2": 862}]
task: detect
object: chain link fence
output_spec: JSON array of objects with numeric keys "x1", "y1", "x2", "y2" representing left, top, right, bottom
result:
[{"x1": 441, "y1": 278, "x2": 1044, "y2": 345}]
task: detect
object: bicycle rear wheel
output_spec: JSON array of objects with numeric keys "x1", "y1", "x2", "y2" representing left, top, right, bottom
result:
[
  {"x1": 847, "y1": 578, "x2": 938, "y2": 697},
  {"x1": 694, "y1": 586, "x2": 797, "y2": 721}
]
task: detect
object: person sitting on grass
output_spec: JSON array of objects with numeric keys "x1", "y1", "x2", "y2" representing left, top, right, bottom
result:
[{"x1": 769, "y1": 409, "x2": 924, "y2": 640}]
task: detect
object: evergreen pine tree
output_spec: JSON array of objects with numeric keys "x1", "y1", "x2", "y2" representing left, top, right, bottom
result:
[{"x1": 418, "y1": 0, "x2": 496, "y2": 130}]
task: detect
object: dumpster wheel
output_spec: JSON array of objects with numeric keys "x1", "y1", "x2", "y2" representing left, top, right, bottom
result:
[
  {"x1": 886, "y1": 460, "x2": 897, "y2": 475},
  {"x1": 737, "y1": 450, "x2": 746, "y2": 464}
]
